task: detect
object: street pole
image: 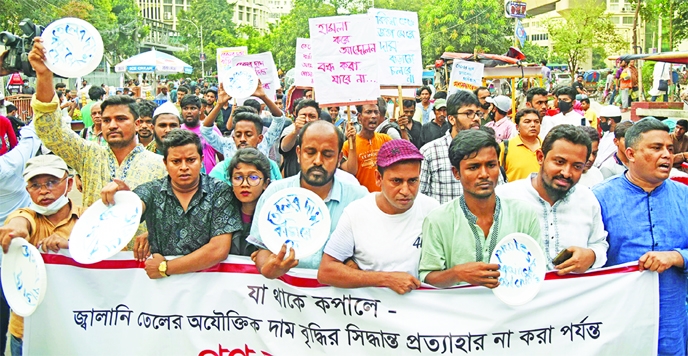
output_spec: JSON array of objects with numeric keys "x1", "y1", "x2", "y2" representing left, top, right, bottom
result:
[{"x1": 200, "y1": 25, "x2": 204, "y2": 77}]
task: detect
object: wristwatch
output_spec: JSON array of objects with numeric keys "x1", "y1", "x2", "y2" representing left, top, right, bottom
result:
[{"x1": 158, "y1": 260, "x2": 169, "y2": 278}]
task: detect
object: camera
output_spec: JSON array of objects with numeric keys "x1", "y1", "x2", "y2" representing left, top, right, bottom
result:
[{"x1": 0, "y1": 18, "x2": 44, "y2": 76}]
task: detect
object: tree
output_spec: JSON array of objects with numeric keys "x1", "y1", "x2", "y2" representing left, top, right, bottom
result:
[
  {"x1": 418, "y1": 0, "x2": 511, "y2": 65},
  {"x1": 521, "y1": 41, "x2": 548, "y2": 64},
  {"x1": 546, "y1": 0, "x2": 625, "y2": 74},
  {"x1": 177, "y1": 0, "x2": 238, "y2": 76}
]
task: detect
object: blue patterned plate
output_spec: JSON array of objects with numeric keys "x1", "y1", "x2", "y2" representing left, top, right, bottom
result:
[
  {"x1": 258, "y1": 187, "x2": 331, "y2": 259},
  {"x1": 69, "y1": 191, "x2": 142, "y2": 264},
  {"x1": 1, "y1": 238, "x2": 47, "y2": 317},
  {"x1": 41, "y1": 17, "x2": 104, "y2": 78},
  {"x1": 490, "y1": 233, "x2": 547, "y2": 306},
  {"x1": 222, "y1": 65, "x2": 258, "y2": 99}
]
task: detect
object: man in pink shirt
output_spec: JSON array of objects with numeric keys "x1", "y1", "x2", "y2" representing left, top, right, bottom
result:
[
  {"x1": 484, "y1": 95, "x2": 516, "y2": 143},
  {"x1": 180, "y1": 95, "x2": 222, "y2": 173}
]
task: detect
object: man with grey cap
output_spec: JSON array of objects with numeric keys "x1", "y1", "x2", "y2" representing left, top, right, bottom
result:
[
  {"x1": 419, "y1": 98, "x2": 449, "y2": 148},
  {"x1": 318, "y1": 139, "x2": 439, "y2": 294},
  {"x1": 484, "y1": 95, "x2": 517, "y2": 143},
  {"x1": 0, "y1": 155, "x2": 85, "y2": 355},
  {"x1": 147, "y1": 101, "x2": 182, "y2": 155}
]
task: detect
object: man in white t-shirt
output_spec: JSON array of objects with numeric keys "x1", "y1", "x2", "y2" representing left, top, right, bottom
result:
[
  {"x1": 540, "y1": 87, "x2": 586, "y2": 138},
  {"x1": 318, "y1": 139, "x2": 439, "y2": 294}
]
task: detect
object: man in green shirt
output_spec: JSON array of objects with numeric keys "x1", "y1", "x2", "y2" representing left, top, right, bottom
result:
[
  {"x1": 80, "y1": 86, "x2": 106, "y2": 128},
  {"x1": 419, "y1": 129, "x2": 541, "y2": 288}
]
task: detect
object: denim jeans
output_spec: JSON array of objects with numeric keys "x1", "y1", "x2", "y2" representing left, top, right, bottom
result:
[
  {"x1": 608, "y1": 89, "x2": 617, "y2": 105},
  {"x1": 10, "y1": 335, "x2": 21, "y2": 356},
  {"x1": 651, "y1": 94, "x2": 669, "y2": 102}
]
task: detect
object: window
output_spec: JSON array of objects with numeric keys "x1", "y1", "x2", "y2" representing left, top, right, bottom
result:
[
  {"x1": 610, "y1": 16, "x2": 620, "y2": 24},
  {"x1": 609, "y1": 0, "x2": 619, "y2": 11},
  {"x1": 238, "y1": 11, "x2": 243, "y2": 20},
  {"x1": 176, "y1": 0, "x2": 183, "y2": 4},
  {"x1": 622, "y1": 16, "x2": 634, "y2": 25}
]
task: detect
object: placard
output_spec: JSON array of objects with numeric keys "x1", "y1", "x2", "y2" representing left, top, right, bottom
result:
[
  {"x1": 294, "y1": 38, "x2": 314, "y2": 88},
  {"x1": 216, "y1": 46, "x2": 248, "y2": 85},
  {"x1": 25, "y1": 254, "x2": 659, "y2": 355},
  {"x1": 309, "y1": 15, "x2": 380, "y2": 106},
  {"x1": 368, "y1": 9, "x2": 422, "y2": 86},
  {"x1": 231, "y1": 52, "x2": 279, "y2": 101},
  {"x1": 448, "y1": 60, "x2": 485, "y2": 93}
]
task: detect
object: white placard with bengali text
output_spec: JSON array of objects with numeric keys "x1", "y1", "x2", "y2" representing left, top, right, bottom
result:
[
  {"x1": 448, "y1": 60, "x2": 485, "y2": 94},
  {"x1": 368, "y1": 9, "x2": 422, "y2": 87},
  {"x1": 25, "y1": 253, "x2": 659, "y2": 356},
  {"x1": 309, "y1": 15, "x2": 380, "y2": 106},
  {"x1": 232, "y1": 52, "x2": 279, "y2": 101},
  {"x1": 294, "y1": 38, "x2": 314, "y2": 88},
  {"x1": 216, "y1": 47, "x2": 248, "y2": 83}
]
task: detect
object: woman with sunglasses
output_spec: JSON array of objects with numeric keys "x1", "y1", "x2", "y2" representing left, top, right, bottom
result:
[{"x1": 226, "y1": 148, "x2": 272, "y2": 256}]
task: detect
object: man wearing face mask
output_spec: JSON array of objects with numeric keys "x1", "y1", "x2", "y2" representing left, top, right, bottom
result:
[
  {"x1": 484, "y1": 95, "x2": 517, "y2": 143},
  {"x1": 593, "y1": 106, "x2": 623, "y2": 168},
  {"x1": 540, "y1": 87, "x2": 586, "y2": 138},
  {"x1": 0, "y1": 155, "x2": 85, "y2": 355}
]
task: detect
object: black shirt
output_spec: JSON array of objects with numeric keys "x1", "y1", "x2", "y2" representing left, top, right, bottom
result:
[
  {"x1": 419, "y1": 120, "x2": 450, "y2": 148},
  {"x1": 404, "y1": 121, "x2": 423, "y2": 149},
  {"x1": 572, "y1": 81, "x2": 585, "y2": 93}
]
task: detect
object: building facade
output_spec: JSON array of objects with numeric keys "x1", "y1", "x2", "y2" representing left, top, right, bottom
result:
[{"x1": 522, "y1": 0, "x2": 646, "y2": 69}]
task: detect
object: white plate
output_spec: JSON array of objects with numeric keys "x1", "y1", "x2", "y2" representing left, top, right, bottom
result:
[
  {"x1": 222, "y1": 65, "x2": 258, "y2": 99},
  {"x1": 1, "y1": 238, "x2": 48, "y2": 317},
  {"x1": 69, "y1": 191, "x2": 142, "y2": 264},
  {"x1": 258, "y1": 187, "x2": 331, "y2": 259},
  {"x1": 490, "y1": 233, "x2": 546, "y2": 306},
  {"x1": 41, "y1": 18, "x2": 104, "y2": 78}
]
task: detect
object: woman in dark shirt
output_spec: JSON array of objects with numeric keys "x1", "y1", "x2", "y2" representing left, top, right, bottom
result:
[{"x1": 227, "y1": 147, "x2": 271, "y2": 256}]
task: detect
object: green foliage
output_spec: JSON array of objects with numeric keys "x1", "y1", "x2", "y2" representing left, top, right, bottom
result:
[
  {"x1": 592, "y1": 48, "x2": 607, "y2": 69},
  {"x1": 546, "y1": 0, "x2": 626, "y2": 74},
  {"x1": 177, "y1": 0, "x2": 238, "y2": 76},
  {"x1": 521, "y1": 41, "x2": 548, "y2": 64},
  {"x1": 418, "y1": 0, "x2": 511, "y2": 65}
]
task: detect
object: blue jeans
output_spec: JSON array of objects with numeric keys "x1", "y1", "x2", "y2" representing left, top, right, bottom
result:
[
  {"x1": 10, "y1": 335, "x2": 21, "y2": 356},
  {"x1": 608, "y1": 89, "x2": 617, "y2": 105},
  {"x1": 651, "y1": 94, "x2": 668, "y2": 102}
]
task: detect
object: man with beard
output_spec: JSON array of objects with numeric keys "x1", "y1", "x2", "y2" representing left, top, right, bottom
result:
[
  {"x1": 420, "y1": 91, "x2": 483, "y2": 204},
  {"x1": 146, "y1": 101, "x2": 182, "y2": 154},
  {"x1": 419, "y1": 130, "x2": 541, "y2": 287},
  {"x1": 496, "y1": 125, "x2": 608, "y2": 274},
  {"x1": 594, "y1": 118, "x2": 688, "y2": 356},
  {"x1": 340, "y1": 103, "x2": 393, "y2": 192},
  {"x1": 473, "y1": 87, "x2": 491, "y2": 126},
  {"x1": 248, "y1": 121, "x2": 368, "y2": 279},
  {"x1": 418, "y1": 98, "x2": 449, "y2": 148},
  {"x1": 318, "y1": 140, "x2": 439, "y2": 294},
  {"x1": 135, "y1": 100, "x2": 156, "y2": 148},
  {"x1": 180, "y1": 94, "x2": 222, "y2": 173},
  {"x1": 593, "y1": 105, "x2": 623, "y2": 168},
  {"x1": 27, "y1": 38, "x2": 166, "y2": 209}
]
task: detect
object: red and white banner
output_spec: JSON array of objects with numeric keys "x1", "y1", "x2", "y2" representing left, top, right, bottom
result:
[{"x1": 25, "y1": 253, "x2": 658, "y2": 355}]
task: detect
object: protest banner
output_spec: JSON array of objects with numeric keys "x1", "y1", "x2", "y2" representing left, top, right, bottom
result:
[
  {"x1": 368, "y1": 9, "x2": 422, "y2": 87},
  {"x1": 217, "y1": 47, "x2": 248, "y2": 82},
  {"x1": 232, "y1": 52, "x2": 279, "y2": 102},
  {"x1": 309, "y1": 15, "x2": 380, "y2": 106},
  {"x1": 448, "y1": 60, "x2": 485, "y2": 93},
  {"x1": 294, "y1": 38, "x2": 314, "y2": 88},
  {"x1": 25, "y1": 253, "x2": 658, "y2": 355}
]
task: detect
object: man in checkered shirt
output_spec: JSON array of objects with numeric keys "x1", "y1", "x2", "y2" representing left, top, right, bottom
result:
[{"x1": 420, "y1": 91, "x2": 487, "y2": 204}]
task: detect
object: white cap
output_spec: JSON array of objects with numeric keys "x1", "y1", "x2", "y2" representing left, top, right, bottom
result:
[
  {"x1": 486, "y1": 95, "x2": 512, "y2": 113},
  {"x1": 599, "y1": 105, "x2": 622, "y2": 118},
  {"x1": 153, "y1": 101, "x2": 180, "y2": 119}
]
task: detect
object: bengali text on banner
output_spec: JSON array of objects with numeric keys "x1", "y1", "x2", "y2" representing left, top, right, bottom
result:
[{"x1": 25, "y1": 254, "x2": 658, "y2": 356}]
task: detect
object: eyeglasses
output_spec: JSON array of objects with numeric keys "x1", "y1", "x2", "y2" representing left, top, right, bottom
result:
[
  {"x1": 27, "y1": 176, "x2": 68, "y2": 192},
  {"x1": 454, "y1": 111, "x2": 484, "y2": 120},
  {"x1": 232, "y1": 174, "x2": 264, "y2": 187}
]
